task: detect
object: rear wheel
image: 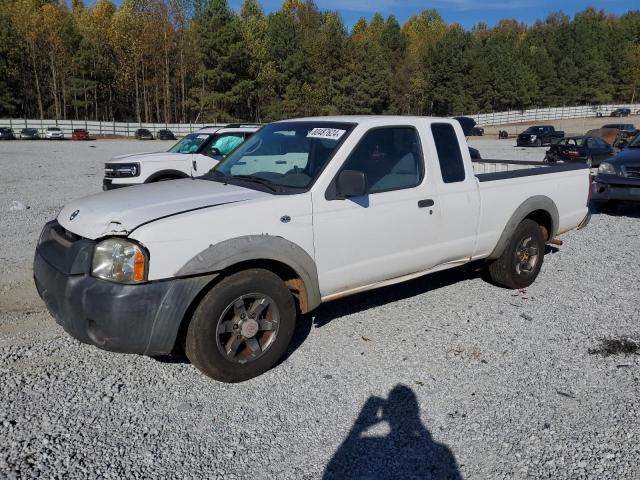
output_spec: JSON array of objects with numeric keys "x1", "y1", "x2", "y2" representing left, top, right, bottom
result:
[
  {"x1": 488, "y1": 219, "x2": 545, "y2": 289},
  {"x1": 185, "y1": 269, "x2": 296, "y2": 382}
]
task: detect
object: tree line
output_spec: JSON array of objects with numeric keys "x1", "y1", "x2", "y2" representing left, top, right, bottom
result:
[{"x1": 1, "y1": 0, "x2": 639, "y2": 124}]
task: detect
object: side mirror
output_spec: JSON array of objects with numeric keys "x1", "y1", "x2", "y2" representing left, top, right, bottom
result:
[{"x1": 337, "y1": 170, "x2": 368, "y2": 198}]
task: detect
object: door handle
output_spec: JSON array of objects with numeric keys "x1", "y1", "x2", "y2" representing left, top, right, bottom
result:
[
  {"x1": 192, "y1": 159, "x2": 197, "y2": 171},
  {"x1": 418, "y1": 199, "x2": 435, "y2": 208}
]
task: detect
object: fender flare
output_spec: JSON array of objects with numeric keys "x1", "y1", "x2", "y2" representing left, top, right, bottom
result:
[
  {"x1": 176, "y1": 235, "x2": 321, "y2": 313},
  {"x1": 145, "y1": 169, "x2": 190, "y2": 182},
  {"x1": 488, "y1": 195, "x2": 559, "y2": 260}
]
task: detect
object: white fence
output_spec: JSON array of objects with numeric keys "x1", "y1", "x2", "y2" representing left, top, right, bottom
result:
[
  {"x1": 0, "y1": 119, "x2": 226, "y2": 137},
  {"x1": 2, "y1": 103, "x2": 640, "y2": 135},
  {"x1": 469, "y1": 103, "x2": 640, "y2": 126}
]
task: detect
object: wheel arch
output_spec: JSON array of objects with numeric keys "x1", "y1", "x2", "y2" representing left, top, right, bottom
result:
[
  {"x1": 488, "y1": 196, "x2": 558, "y2": 260},
  {"x1": 170, "y1": 236, "x2": 321, "y2": 354},
  {"x1": 145, "y1": 169, "x2": 190, "y2": 183}
]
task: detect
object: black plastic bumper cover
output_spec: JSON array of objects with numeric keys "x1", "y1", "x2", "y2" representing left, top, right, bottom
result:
[
  {"x1": 103, "y1": 178, "x2": 135, "y2": 191},
  {"x1": 592, "y1": 176, "x2": 640, "y2": 202},
  {"x1": 34, "y1": 248, "x2": 215, "y2": 356}
]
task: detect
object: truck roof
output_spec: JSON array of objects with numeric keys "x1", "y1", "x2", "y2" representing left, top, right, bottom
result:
[{"x1": 277, "y1": 115, "x2": 456, "y2": 125}]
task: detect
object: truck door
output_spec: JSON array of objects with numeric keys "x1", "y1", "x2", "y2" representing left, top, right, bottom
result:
[
  {"x1": 312, "y1": 125, "x2": 442, "y2": 297},
  {"x1": 427, "y1": 123, "x2": 480, "y2": 264},
  {"x1": 191, "y1": 132, "x2": 246, "y2": 176}
]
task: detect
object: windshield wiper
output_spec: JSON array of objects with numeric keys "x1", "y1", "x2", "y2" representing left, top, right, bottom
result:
[{"x1": 232, "y1": 175, "x2": 279, "y2": 192}]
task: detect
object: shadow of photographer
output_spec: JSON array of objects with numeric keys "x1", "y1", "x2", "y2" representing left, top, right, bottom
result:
[{"x1": 324, "y1": 384, "x2": 462, "y2": 480}]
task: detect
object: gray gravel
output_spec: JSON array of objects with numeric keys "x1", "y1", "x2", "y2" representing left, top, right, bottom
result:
[{"x1": 1, "y1": 139, "x2": 640, "y2": 479}]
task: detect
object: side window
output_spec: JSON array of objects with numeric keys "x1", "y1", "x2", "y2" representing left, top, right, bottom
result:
[
  {"x1": 431, "y1": 123, "x2": 465, "y2": 183},
  {"x1": 207, "y1": 133, "x2": 244, "y2": 157},
  {"x1": 340, "y1": 127, "x2": 423, "y2": 194}
]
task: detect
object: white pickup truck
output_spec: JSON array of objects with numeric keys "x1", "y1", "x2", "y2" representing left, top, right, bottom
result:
[
  {"x1": 34, "y1": 116, "x2": 591, "y2": 382},
  {"x1": 102, "y1": 124, "x2": 260, "y2": 190}
]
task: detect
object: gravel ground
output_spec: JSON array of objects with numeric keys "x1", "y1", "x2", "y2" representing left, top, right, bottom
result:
[{"x1": 1, "y1": 138, "x2": 639, "y2": 479}]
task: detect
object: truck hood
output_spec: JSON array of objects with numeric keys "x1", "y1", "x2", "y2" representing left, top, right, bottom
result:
[
  {"x1": 58, "y1": 179, "x2": 269, "y2": 239},
  {"x1": 110, "y1": 152, "x2": 186, "y2": 163},
  {"x1": 609, "y1": 147, "x2": 640, "y2": 166}
]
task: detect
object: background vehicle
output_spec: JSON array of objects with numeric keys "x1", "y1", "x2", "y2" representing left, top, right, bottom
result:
[
  {"x1": 45, "y1": 127, "x2": 64, "y2": 140},
  {"x1": 610, "y1": 108, "x2": 631, "y2": 117},
  {"x1": 19, "y1": 128, "x2": 40, "y2": 139},
  {"x1": 103, "y1": 124, "x2": 260, "y2": 190},
  {"x1": 593, "y1": 133, "x2": 640, "y2": 207},
  {"x1": 601, "y1": 123, "x2": 637, "y2": 134},
  {"x1": 469, "y1": 126, "x2": 484, "y2": 136},
  {"x1": 517, "y1": 125, "x2": 564, "y2": 147},
  {"x1": 134, "y1": 128, "x2": 154, "y2": 140},
  {"x1": 71, "y1": 129, "x2": 90, "y2": 141},
  {"x1": 157, "y1": 129, "x2": 176, "y2": 140},
  {"x1": 544, "y1": 136, "x2": 613, "y2": 167},
  {"x1": 36, "y1": 116, "x2": 590, "y2": 383},
  {"x1": 0, "y1": 127, "x2": 16, "y2": 140}
]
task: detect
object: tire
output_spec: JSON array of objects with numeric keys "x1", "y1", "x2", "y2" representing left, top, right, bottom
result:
[
  {"x1": 152, "y1": 176, "x2": 180, "y2": 182},
  {"x1": 185, "y1": 268, "x2": 296, "y2": 382},
  {"x1": 488, "y1": 219, "x2": 546, "y2": 290}
]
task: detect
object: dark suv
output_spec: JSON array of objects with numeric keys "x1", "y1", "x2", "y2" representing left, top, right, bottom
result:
[
  {"x1": 610, "y1": 108, "x2": 631, "y2": 117},
  {"x1": 0, "y1": 127, "x2": 16, "y2": 140},
  {"x1": 592, "y1": 133, "x2": 640, "y2": 206}
]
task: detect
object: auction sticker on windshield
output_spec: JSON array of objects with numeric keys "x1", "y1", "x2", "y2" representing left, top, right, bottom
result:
[{"x1": 307, "y1": 128, "x2": 346, "y2": 140}]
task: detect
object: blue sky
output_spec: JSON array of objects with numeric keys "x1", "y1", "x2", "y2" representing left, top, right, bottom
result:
[{"x1": 228, "y1": 1, "x2": 632, "y2": 29}]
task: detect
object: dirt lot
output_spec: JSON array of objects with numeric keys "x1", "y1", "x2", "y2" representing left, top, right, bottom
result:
[
  {"x1": 1, "y1": 138, "x2": 639, "y2": 479},
  {"x1": 480, "y1": 115, "x2": 640, "y2": 137}
]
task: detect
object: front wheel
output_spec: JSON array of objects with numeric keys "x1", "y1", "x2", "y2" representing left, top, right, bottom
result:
[
  {"x1": 185, "y1": 269, "x2": 296, "y2": 382},
  {"x1": 487, "y1": 219, "x2": 546, "y2": 289}
]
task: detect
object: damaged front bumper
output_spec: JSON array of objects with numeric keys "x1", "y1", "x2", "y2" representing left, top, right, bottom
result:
[{"x1": 33, "y1": 220, "x2": 214, "y2": 355}]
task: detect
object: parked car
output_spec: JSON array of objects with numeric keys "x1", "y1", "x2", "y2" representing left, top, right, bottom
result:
[
  {"x1": 71, "y1": 129, "x2": 91, "y2": 141},
  {"x1": 157, "y1": 129, "x2": 176, "y2": 140},
  {"x1": 544, "y1": 136, "x2": 613, "y2": 167},
  {"x1": 0, "y1": 127, "x2": 16, "y2": 140},
  {"x1": 517, "y1": 125, "x2": 564, "y2": 147},
  {"x1": 592, "y1": 133, "x2": 640, "y2": 206},
  {"x1": 601, "y1": 123, "x2": 637, "y2": 134},
  {"x1": 19, "y1": 128, "x2": 40, "y2": 140},
  {"x1": 600, "y1": 124, "x2": 639, "y2": 149},
  {"x1": 35, "y1": 116, "x2": 591, "y2": 382},
  {"x1": 134, "y1": 128, "x2": 154, "y2": 140},
  {"x1": 45, "y1": 127, "x2": 64, "y2": 140},
  {"x1": 103, "y1": 125, "x2": 260, "y2": 190},
  {"x1": 453, "y1": 117, "x2": 483, "y2": 159},
  {"x1": 610, "y1": 108, "x2": 631, "y2": 117},
  {"x1": 499, "y1": 130, "x2": 509, "y2": 139},
  {"x1": 469, "y1": 126, "x2": 484, "y2": 136}
]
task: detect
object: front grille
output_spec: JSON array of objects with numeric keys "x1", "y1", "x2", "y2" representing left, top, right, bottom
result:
[
  {"x1": 624, "y1": 166, "x2": 640, "y2": 179},
  {"x1": 37, "y1": 221, "x2": 93, "y2": 275}
]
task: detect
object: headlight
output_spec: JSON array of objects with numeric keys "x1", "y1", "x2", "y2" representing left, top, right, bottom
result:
[
  {"x1": 104, "y1": 163, "x2": 140, "y2": 178},
  {"x1": 530, "y1": 135, "x2": 537, "y2": 139},
  {"x1": 598, "y1": 162, "x2": 617, "y2": 175},
  {"x1": 92, "y1": 238, "x2": 148, "y2": 284}
]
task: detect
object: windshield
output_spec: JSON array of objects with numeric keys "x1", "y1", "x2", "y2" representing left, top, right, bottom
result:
[
  {"x1": 523, "y1": 127, "x2": 545, "y2": 134},
  {"x1": 211, "y1": 122, "x2": 354, "y2": 190},
  {"x1": 627, "y1": 133, "x2": 640, "y2": 148},
  {"x1": 168, "y1": 133, "x2": 212, "y2": 154}
]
